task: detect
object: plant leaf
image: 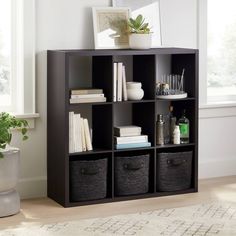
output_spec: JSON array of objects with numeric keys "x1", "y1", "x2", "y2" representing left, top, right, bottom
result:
[{"x1": 22, "y1": 128, "x2": 27, "y2": 135}]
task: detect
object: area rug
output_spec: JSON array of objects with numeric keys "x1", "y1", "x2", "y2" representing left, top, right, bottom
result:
[{"x1": 1, "y1": 201, "x2": 236, "y2": 236}]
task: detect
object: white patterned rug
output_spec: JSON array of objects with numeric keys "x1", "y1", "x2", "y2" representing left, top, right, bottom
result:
[{"x1": 1, "y1": 201, "x2": 236, "y2": 236}]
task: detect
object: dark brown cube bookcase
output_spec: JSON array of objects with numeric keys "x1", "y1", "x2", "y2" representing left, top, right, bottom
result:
[{"x1": 47, "y1": 48, "x2": 198, "y2": 207}]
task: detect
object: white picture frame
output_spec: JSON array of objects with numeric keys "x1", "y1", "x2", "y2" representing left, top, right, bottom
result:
[
  {"x1": 112, "y1": 0, "x2": 162, "y2": 47},
  {"x1": 92, "y1": 7, "x2": 130, "y2": 49}
]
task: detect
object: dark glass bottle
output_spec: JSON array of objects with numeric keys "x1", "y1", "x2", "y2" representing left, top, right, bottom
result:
[
  {"x1": 156, "y1": 114, "x2": 164, "y2": 145},
  {"x1": 178, "y1": 110, "x2": 189, "y2": 144}
]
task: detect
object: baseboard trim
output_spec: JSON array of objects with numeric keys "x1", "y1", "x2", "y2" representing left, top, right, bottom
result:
[
  {"x1": 199, "y1": 158, "x2": 236, "y2": 179},
  {"x1": 16, "y1": 176, "x2": 47, "y2": 199}
]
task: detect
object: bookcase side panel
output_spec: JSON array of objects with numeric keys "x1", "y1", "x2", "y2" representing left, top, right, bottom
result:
[{"x1": 47, "y1": 51, "x2": 68, "y2": 206}]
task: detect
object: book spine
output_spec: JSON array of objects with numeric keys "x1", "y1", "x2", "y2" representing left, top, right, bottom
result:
[
  {"x1": 74, "y1": 114, "x2": 82, "y2": 152},
  {"x1": 69, "y1": 112, "x2": 74, "y2": 153},
  {"x1": 113, "y1": 63, "x2": 117, "y2": 102},
  {"x1": 71, "y1": 94, "x2": 104, "y2": 99},
  {"x1": 70, "y1": 97, "x2": 106, "y2": 104},
  {"x1": 122, "y1": 65, "x2": 128, "y2": 101},
  {"x1": 114, "y1": 126, "x2": 142, "y2": 132},
  {"x1": 115, "y1": 142, "x2": 151, "y2": 149},
  {"x1": 117, "y1": 62, "x2": 123, "y2": 101},
  {"x1": 115, "y1": 132, "x2": 142, "y2": 137},
  {"x1": 115, "y1": 135, "x2": 148, "y2": 144},
  {"x1": 81, "y1": 118, "x2": 86, "y2": 152},
  {"x1": 83, "y1": 119, "x2": 93, "y2": 151},
  {"x1": 71, "y1": 89, "x2": 103, "y2": 95}
]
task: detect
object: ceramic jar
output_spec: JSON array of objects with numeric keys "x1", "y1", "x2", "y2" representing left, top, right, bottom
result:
[{"x1": 127, "y1": 82, "x2": 144, "y2": 101}]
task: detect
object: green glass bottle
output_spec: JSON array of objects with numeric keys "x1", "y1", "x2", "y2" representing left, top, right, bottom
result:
[{"x1": 178, "y1": 110, "x2": 189, "y2": 144}]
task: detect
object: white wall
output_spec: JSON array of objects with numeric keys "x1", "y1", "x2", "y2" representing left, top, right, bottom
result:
[{"x1": 13, "y1": 0, "x2": 236, "y2": 199}]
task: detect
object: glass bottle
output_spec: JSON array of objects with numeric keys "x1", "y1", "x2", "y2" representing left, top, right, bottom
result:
[
  {"x1": 156, "y1": 114, "x2": 164, "y2": 145},
  {"x1": 163, "y1": 106, "x2": 172, "y2": 144},
  {"x1": 178, "y1": 110, "x2": 190, "y2": 144}
]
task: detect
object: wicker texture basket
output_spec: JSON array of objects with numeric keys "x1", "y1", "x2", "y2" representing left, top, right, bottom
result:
[
  {"x1": 157, "y1": 151, "x2": 192, "y2": 191},
  {"x1": 70, "y1": 158, "x2": 107, "y2": 201},
  {"x1": 115, "y1": 154, "x2": 150, "y2": 196}
]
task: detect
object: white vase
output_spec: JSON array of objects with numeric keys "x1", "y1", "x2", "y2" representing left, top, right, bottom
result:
[
  {"x1": 127, "y1": 82, "x2": 144, "y2": 101},
  {"x1": 129, "y1": 34, "x2": 152, "y2": 49},
  {"x1": 0, "y1": 147, "x2": 20, "y2": 217}
]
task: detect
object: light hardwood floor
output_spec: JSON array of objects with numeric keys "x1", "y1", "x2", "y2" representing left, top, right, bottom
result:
[{"x1": 1, "y1": 176, "x2": 236, "y2": 229}]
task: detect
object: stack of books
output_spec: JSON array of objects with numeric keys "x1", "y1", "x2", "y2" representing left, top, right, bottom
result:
[
  {"x1": 69, "y1": 112, "x2": 93, "y2": 153},
  {"x1": 70, "y1": 88, "x2": 107, "y2": 104},
  {"x1": 113, "y1": 62, "x2": 128, "y2": 102},
  {"x1": 114, "y1": 126, "x2": 151, "y2": 149}
]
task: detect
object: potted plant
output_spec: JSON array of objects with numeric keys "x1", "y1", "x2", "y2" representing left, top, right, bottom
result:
[
  {"x1": 0, "y1": 112, "x2": 28, "y2": 217},
  {"x1": 128, "y1": 14, "x2": 152, "y2": 49}
]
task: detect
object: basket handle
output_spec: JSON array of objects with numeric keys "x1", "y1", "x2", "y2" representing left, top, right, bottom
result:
[
  {"x1": 167, "y1": 159, "x2": 187, "y2": 166},
  {"x1": 81, "y1": 168, "x2": 99, "y2": 175},
  {"x1": 124, "y1": 163, "x2": 144, "y2": 171}
]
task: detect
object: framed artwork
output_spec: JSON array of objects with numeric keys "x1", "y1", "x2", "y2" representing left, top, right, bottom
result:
[
  {"x1": 112, "y1": 0, "x2": 162, "y2": 47},
  {"x1": 92, "y1": 7, "x2": 130, "y2": 49}
]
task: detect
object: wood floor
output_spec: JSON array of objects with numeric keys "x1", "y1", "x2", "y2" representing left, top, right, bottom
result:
[{"x1": 1, "y1": 176, "x2": 236, "y2": 230}]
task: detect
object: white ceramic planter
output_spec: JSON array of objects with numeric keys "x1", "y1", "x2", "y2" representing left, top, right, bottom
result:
[
  {"x1": 0, "y1": 147, "x2": 20, "y2": 217},
  {"x1": 127, "y1": 82, "x2": 144, "y2": 101},
  {"x1": 129, "y1": 34, "x2": 152, "y2": 49}
]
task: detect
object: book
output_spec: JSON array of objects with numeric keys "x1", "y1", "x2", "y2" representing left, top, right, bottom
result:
[
  {"x1": 114, "y1": 125, "x2": 142, "y2": 132},
  {"x1": 114, "y1": 125, "x2": 142, "y2": 137},
  {"x1": 122, "y1": 65, "x2": 128, "y2": 101},
  {"x1": 70, "y1": 97, "x2": 107, "y2": 104},
  {"x1": 113, "y1": 63, "x2": 117, "y2": 102},
  {"x1": 69, "y1": 112, "x2": 74, "y2": 153},
  {"x1": 71, "y1": 94, "x2": 104, "y2": 99},
  {"x1": 80, "y1": 118, "x2": 86, "y2": 151},
  {"x1": 115, "y1": 142, "x2": 151, "y2": 149},
  {"x1": 74, "y1": 113, "x2": 82, "y2": 152},
  {"x1": 71, "y1": 89, "x2": 103, "y2": 95},
  {"x1": 114, "y1": 135, "x2": 148, "y2": 144},
  {"x1": 117, "y1": 62, "x2": 123, "y2": 101},
  {"x1": 83, "y1": 118, "x2": 93, "y2": 151}
]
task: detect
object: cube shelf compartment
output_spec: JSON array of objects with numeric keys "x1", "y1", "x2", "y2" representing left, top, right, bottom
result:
[{"x1": 47, "y1": 48, "x2": 198, "y2": 207}]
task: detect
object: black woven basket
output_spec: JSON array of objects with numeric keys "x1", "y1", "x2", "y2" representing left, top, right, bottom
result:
[
  {"x1": 70, "y1": 158, "x2": 107, "y2": 201},
  {"x1": 115, "y1": 154, "x2": 150, "y2": 196},
  {"x1": 157, "y1": 151, "x2": 192, "y2": 192}
]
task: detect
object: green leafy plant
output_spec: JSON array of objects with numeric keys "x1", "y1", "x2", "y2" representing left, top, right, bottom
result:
[
  {"x1": 128, "y1": 14, "x2": 151, "y2": 34},
  {"x1": 0, "y1": 112, "x2": 28, "y2": 158}
]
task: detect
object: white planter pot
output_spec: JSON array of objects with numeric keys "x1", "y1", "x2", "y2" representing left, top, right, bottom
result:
[
  {"x1": 0, "y1": 147, "x2": 20, "y2": 217},
  {"x1": 129, "y1": 34, "x2": 152, "y2": 49},
  {"x1": 127, "y1": 82, "x2": 144, "y2": 101}
]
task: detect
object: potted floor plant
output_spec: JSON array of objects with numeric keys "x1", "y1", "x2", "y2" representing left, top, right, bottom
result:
[
  {"x1": 128, "y1": 14, "x2": 152, "y2": 49},
  {"x1": 0, "y1": 112, "x2": 28, "y2": 217}
]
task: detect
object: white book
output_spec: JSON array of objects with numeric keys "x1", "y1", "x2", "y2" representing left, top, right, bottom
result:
[
  {"x1": 74, "y1": 114, "x2": 82, "y2": 152},
  {"x1": 117, "y1": 62, "x2": 123, "y2": 101},
  {"x1": 114, "y1": 125, "x2": 142, "y2": 132},
  {"x1": 74, "y1": 114, "x2": 79, "y2": 152},
  {"x1": 71, "y1": 94, "x2": 104, "y2": 99},
  {"x1": 122, "y1": 65, "x2": 128, "y2": 101},
  {"x1": 83, "y1": 119, "x2": 93, "y2": 151},
  {"x1": 80, "y1": 118, "x2": 86, "y2": 152},
  {"x1": 69, "y1": 112, "x2": 74, "y2": 153},
  {"x1": 113, "y1": 63, "x2": 117, "y2": 102},
  {"x1": 117, "y1": 131, "x2": 142, "y2": 137},
  {"x1": 115, "y1": 135, "x2": 148, "y2": 144},
  {"x1": 70, "y1": 97, "x2": 107, "y2": 104}
]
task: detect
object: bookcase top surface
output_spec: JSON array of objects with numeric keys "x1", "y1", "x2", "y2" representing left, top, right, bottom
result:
[{"x1": 48, "y1": 47, "x2": 198, "y2": 56}]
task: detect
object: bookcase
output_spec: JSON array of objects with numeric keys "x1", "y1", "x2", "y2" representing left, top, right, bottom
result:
[{"x1": 47, "y1": 48, "x2": 198, "y2": 207}]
